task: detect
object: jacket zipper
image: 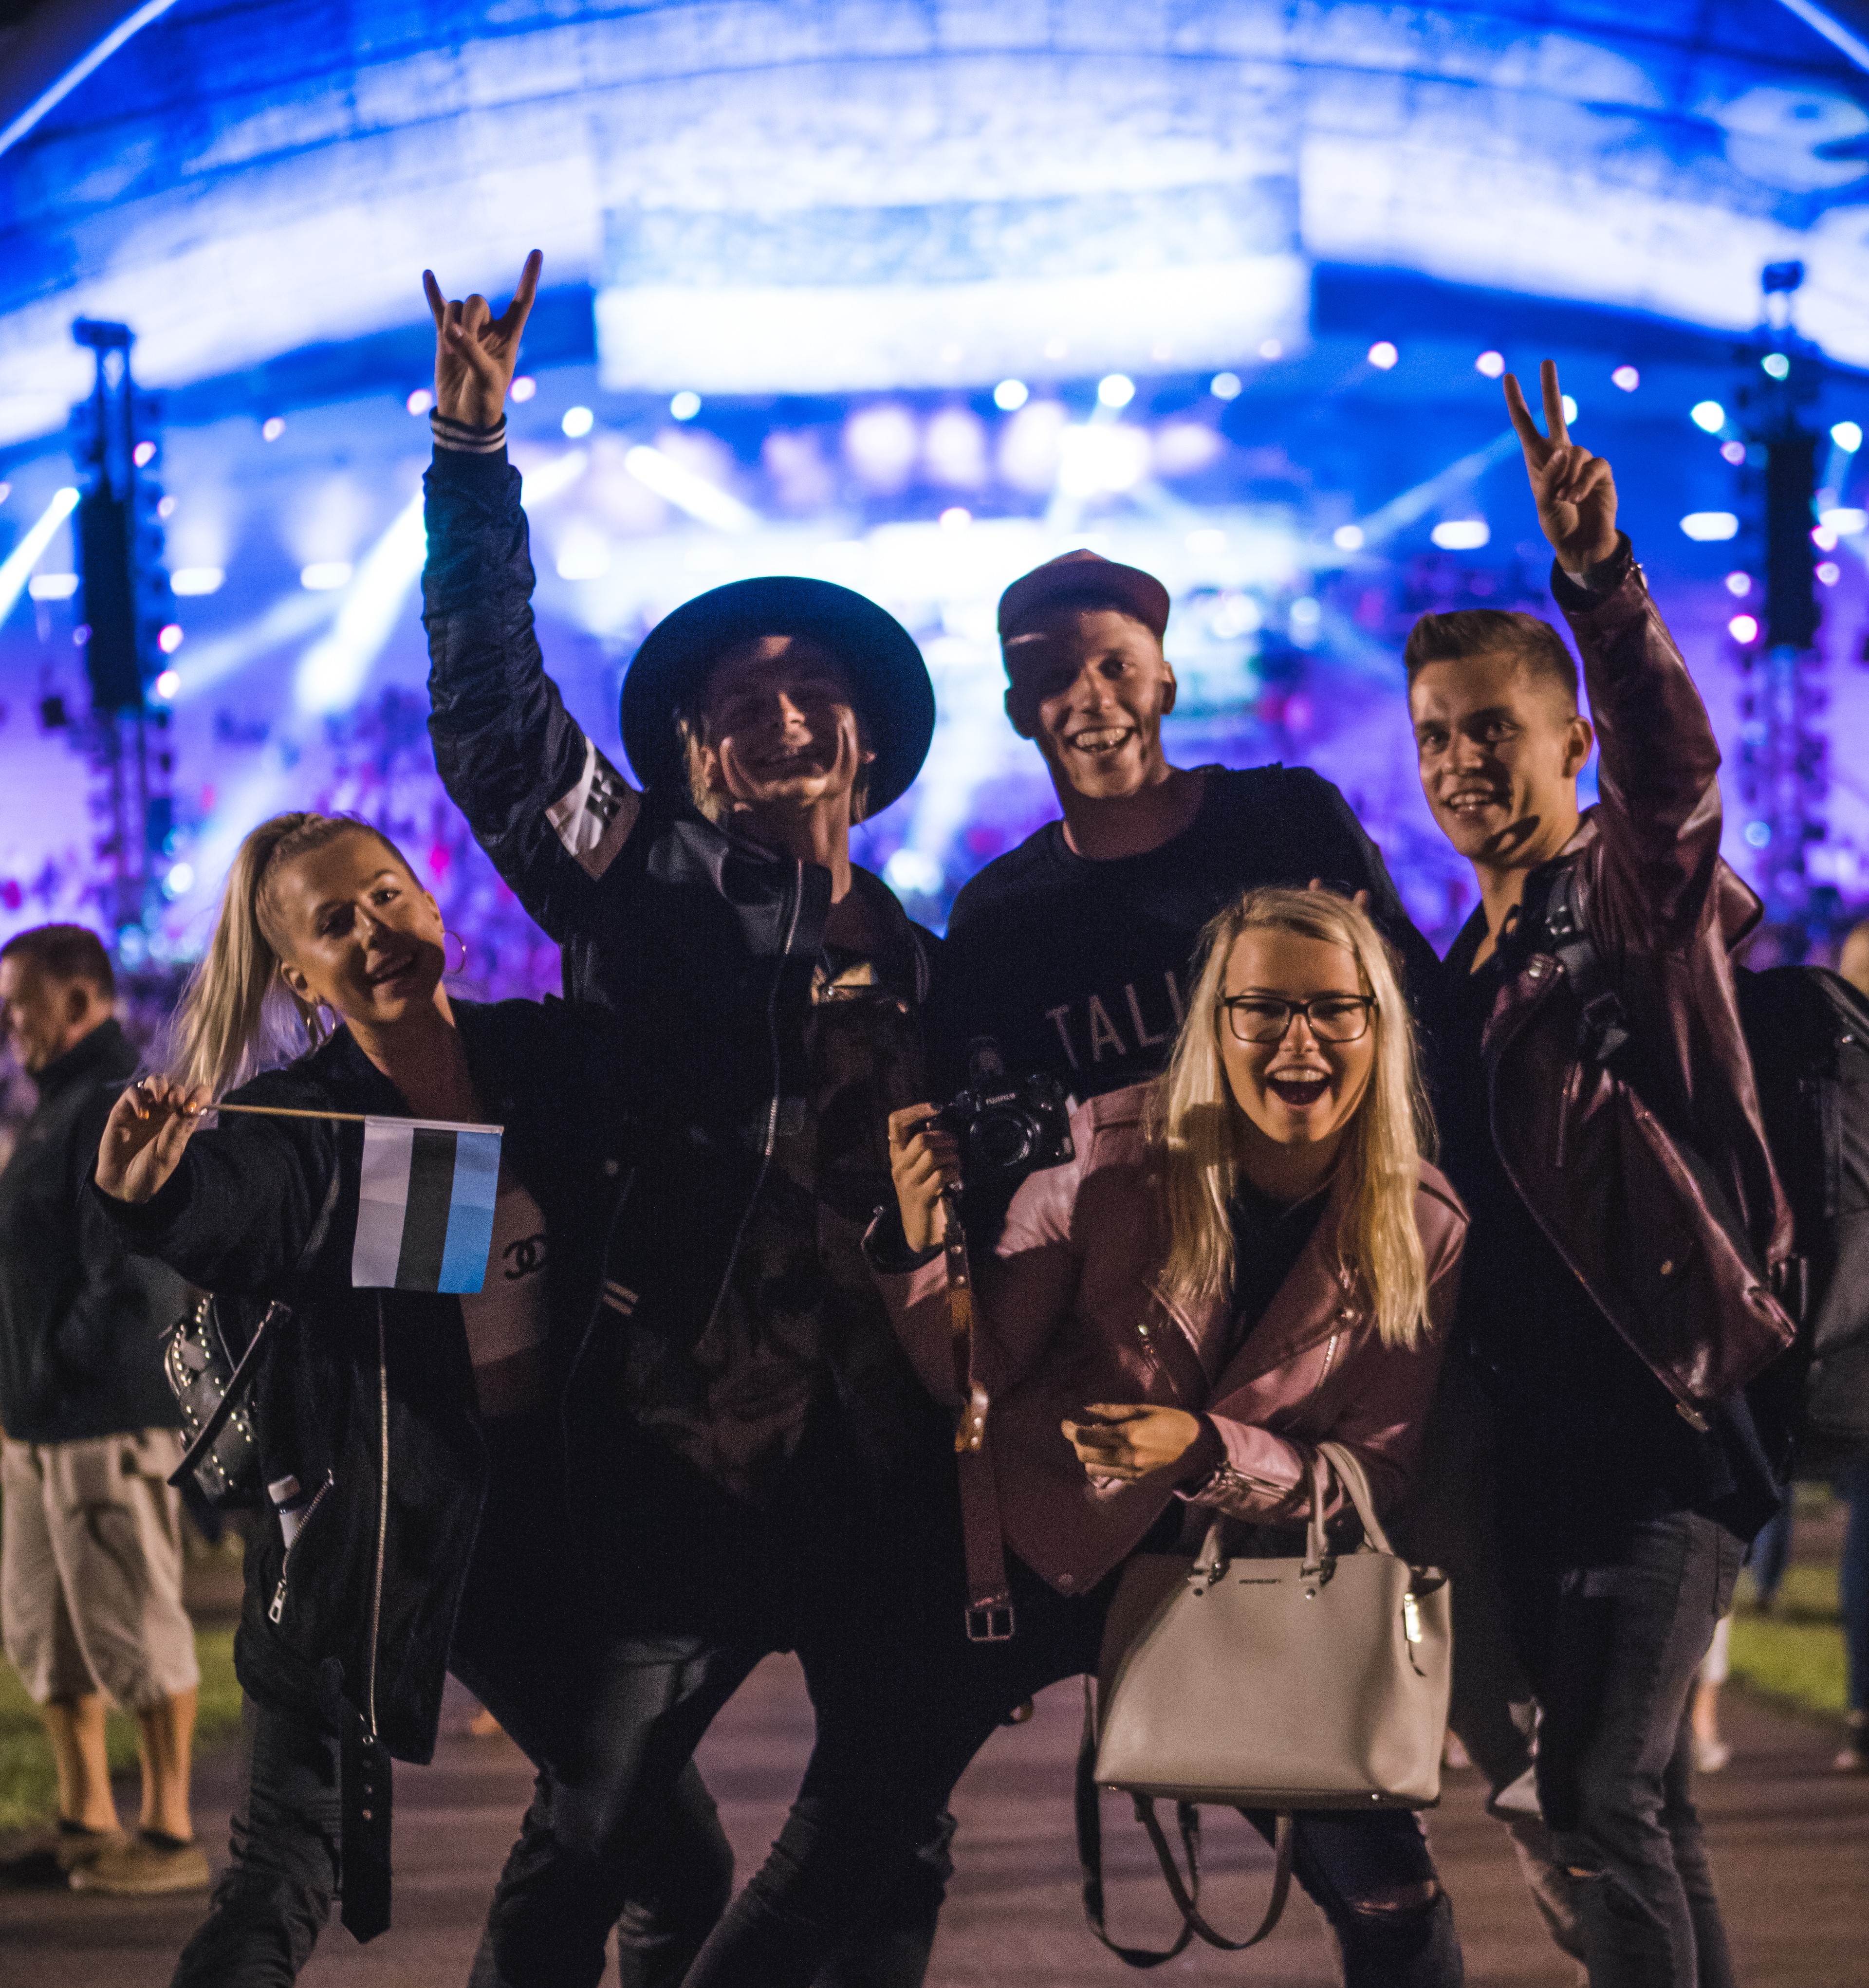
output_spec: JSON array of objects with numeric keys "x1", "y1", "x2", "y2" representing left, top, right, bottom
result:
[
  {"x1": 701, "y1": 857, "x2": 806, "y2": 1338},
  {"x1": 266, "y1": 1472, "x2": 335, "y2": 1624},
  {"x1": 365, "y1": 1293, "x2": 389, "y2": 1741}
]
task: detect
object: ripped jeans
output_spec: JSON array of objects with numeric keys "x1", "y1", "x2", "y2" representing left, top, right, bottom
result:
[
  {"x1": 1505, "y1": 1511, "x2": 1745, "y2": 1988},
  {"x1": 682, "y1": 1540, "x2": 1461, "y2": 1988}
]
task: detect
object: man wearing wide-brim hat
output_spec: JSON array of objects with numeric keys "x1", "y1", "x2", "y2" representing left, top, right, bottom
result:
[{"x1": 419, "y1": 253, "x2": 951, "y2": 1985}]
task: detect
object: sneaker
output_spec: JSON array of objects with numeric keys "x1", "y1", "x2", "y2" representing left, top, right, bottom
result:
[
  {"x1": 68, "y1": 1830, "x2": 210, "y2": 1895},
  {"x1": 1693, "y1": 1734, "x2": 1732, "y2": 1773},
  {"x1": 0, "y1": 1822, "x2": 126, "y2": 1888}
]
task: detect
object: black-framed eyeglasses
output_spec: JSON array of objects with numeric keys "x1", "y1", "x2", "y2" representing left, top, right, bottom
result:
[{"x1": 1217, "y1": 993, "x2": 1377, "y2": 1045}]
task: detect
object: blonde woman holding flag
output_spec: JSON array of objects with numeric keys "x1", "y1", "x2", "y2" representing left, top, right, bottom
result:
[{"x1": 90, "y1": 810, "x2": 732, "y2": 1988}]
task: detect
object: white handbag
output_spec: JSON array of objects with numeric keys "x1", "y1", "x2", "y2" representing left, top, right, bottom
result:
[{"x1": 1080, "y1": 1440, "x2": 1452, "y2": 1958}]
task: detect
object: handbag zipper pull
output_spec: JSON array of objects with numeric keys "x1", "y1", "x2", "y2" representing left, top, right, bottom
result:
[{"x1": 269, "y1": 1575, "x2": 288, "y2": 1624}]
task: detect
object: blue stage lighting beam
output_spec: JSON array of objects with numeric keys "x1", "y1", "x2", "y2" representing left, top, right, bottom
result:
[
  {"x1": 0, "y1": 485, "x2": 79, "y2": 624},
  {"x1": 624, "y1": 446, "x2": 757, "y2": 532},
  {"x1": 1775, "y1": 0, "x2": 1869, "y2": 72},
  {"x1": 0, "y1": 1, "x2": 183, "y2": 161},
  {"x1": 1351, "y1": 434, "x2": 1520, "y2": 549},
  {"x1": 293, "y1": 490, "x2": 426, "y2": 713}
]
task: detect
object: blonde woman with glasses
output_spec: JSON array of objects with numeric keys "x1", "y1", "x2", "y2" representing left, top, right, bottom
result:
[{"x1": 681, "y1": 886, "x2": 1469, "y2": 1988}]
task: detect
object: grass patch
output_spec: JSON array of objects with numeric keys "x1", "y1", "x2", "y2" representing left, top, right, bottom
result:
[
  {"x1": 1729, "y1": 1562, "x2": 1849, "y2": 1721},
  {"x1": 0, "y1": 1625, "x2": 243, "y2": 1833}
]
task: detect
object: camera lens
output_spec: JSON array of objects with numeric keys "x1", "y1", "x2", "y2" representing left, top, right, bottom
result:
[{"x1": 970, "y1": 1106, "x2": 1036, "y2": 1173}]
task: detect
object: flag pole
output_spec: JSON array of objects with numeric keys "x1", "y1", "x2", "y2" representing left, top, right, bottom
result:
[{"x1": 206, "y1": 1102, "x2": 371, "y2": 1123}]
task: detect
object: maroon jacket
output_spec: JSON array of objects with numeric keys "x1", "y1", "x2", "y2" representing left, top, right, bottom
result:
[
  {"x1": 1482, "y1": 546, "x2": 1795, "y2": 1416},
  {"x1": 874, "y1": 1086, "x2": 1465, "y2": 1598}
]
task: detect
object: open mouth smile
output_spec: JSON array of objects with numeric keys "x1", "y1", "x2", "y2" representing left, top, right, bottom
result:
[
  {"x1": 1267, "y1": 1073, "x2": 1331, "y2": 1108},
  {"x1": 1065, "y1": 725, "x2": 1135, "y2": 755},
  {"x1": 366, "y1": 954, "x2": 417, "y2": 987},
  {"x1": 1443, "y1": 789, "x2": 1505, "y2": 817}
]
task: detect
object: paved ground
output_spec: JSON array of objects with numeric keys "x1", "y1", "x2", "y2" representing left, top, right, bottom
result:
[{"x1": 1, "y1": 1653, "x2": 1864, "y2": 1986}]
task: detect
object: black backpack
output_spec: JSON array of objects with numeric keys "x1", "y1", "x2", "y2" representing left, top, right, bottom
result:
[
  {"x1": 1541, "y1": 868, "x2": 1869, "y2": 1479},
  {"x1": 1734, "y1": 964, "x2": 1869, "y2": 1478}
]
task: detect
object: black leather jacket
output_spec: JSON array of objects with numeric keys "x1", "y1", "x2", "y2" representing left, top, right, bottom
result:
[{"x1": 94, "y1": 999, "x2": 609, "y2": 1763}]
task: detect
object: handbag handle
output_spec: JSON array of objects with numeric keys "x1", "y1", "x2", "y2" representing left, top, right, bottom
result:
[
  {"x1": 1305, "y1": 1438, "x2": 1396, "y2": 1568},
  {"x1": 1185, "y1": 1438, "x2": 1394, "y2": 1589}
]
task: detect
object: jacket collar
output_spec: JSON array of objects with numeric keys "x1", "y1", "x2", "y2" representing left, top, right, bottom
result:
[
  {"x1": 1154, "y1": 1161, "x2": 1359, "y2": 1384},
  {"x1": 33, "y1": 1016, "x2": 132, "y2": 1103}
]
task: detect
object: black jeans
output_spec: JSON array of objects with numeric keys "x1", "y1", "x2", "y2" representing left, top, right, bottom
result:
[
  {"x1": 168, "y1": 1693, "x2": 732, "y2": 1988},
  {"x1": 684, "y1": 1542, "x2": 1462, "y2": 1988},
  {"x1": 1504, "y1": 1510, "x2": 1745, "y2": 1988}
]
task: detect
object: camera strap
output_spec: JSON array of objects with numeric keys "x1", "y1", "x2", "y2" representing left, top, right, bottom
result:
[{"x1": 942, "y1": 1189, "x2": 1015, "y2": 1640}]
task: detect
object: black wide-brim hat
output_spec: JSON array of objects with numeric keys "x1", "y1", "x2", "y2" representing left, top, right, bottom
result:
[{"x1": 621, "y1": 576, "x2": 935, "y2": 817}]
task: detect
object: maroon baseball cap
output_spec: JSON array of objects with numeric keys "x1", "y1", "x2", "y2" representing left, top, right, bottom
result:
[{"x1": 997, "y1": 549, "x2": 1171, "y2": 652}]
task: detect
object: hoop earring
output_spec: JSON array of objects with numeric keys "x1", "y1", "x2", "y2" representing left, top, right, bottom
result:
[{"x1": 443, "y1": 929, "x2": 468, "y2": 976}]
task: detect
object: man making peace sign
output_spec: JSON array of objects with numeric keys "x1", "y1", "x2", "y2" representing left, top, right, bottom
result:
[{"x1": 1411, "y1": 362, "x2": 1794, "y2": 1988}]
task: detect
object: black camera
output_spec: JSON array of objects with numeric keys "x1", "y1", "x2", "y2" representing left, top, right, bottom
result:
[{"x1": 933, "y1": 1039, "x2": 1074, "y2": 1183}]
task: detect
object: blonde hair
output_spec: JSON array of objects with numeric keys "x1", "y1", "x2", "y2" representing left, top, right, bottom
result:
[
  {"x1": 170, "y1": 813, "x2": 407, "y2": 1098},
  {"x1": 1151, "y1": 887, "x2": 1436, "y2": 1350}
]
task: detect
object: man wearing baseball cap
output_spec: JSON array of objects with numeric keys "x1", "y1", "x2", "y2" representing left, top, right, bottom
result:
[
  {"x1": 420, "y1": 253, "x2": 953, "y2": 1987},
  {"x1": 932, "y1": 546, "x2": 1436, "y2": 1103}
]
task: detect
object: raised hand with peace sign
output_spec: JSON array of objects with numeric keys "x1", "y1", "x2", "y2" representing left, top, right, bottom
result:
[
  {"x1": 1503, "y1": 358, "x2": 1619, "y2": 576},
  {"x1": 422, "y1": 250, "x2": 543, "y2": 430}
]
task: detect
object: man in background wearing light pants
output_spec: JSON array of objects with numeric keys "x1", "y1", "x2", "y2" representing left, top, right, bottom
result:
[{"x1": 0, "y1": 924, "x2": 206, "y2": 1896}]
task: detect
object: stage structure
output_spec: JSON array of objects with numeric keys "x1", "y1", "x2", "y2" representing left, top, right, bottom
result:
[{"x1": 69, "y1": 318, "x2": 173, "y2": 942}]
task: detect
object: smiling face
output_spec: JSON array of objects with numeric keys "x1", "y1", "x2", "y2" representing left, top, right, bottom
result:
[
  {"x1": 264, "y1": 828, "x2": 447, "y2": 1031},
  {"x1": 1218, "y1": 927, "x2": 1377, "y2": 1161},
  {"x1": 1409, "y1": 649, "x2": 1593, "y2": 876},
  {"x1": 1003, "y1": 605, "x2": 1176, "y2": 803},
  {"x1": 688, "y1": 634, "x2": 873, "y2": 821}
]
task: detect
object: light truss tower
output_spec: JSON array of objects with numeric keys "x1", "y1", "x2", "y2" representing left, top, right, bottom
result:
[{"x1": 1735, "y1": 263, "x2": 1826, "y2": 930}]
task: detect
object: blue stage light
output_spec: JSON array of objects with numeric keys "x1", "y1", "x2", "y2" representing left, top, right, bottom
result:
[
  {"x1": 294, "y1": 491, "x2": 426, "y2": 711},
  {"x1": 1692, "y1": 402, "x2": 1726, "y2": 432}
]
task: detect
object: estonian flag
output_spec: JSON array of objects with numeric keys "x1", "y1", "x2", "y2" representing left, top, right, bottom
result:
[{"x1": 351, "y1": 1117, "x2": 504, "y2": 1295}]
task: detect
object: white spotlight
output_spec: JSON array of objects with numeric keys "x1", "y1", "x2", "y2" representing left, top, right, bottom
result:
[
  {"x1": 1681, "y1": 513, "x2": 1739, "y2": 541},
  {"x1": 561, "y1": 406, "x2": 595, "y2": 439},
  {"x1": 1691, "y1": 402, "x2": 1725, "y2": 433},
  {"x1": 299, "y1": 562, "x2": 353, "y2": 591},
  {"x1": 993, "y1": 379, "x2": 1029, "y2": 412},
  {"x1": 0, "y1": 486, "x2": 79, "y2": 625},
  {"x1": 1431, "y1": 520, "x2": 1490, "y2": 550},
  {"x1": 624, "y1": 446, "x2": 757, "y2": 531},
  {"x1": 294, "y1": 493, "x2": 427, "y2": 711},
  {"x1": 170, "y1": 566, "x2": 225, "y2": 596},
  {"x1": 1097, "y1": 374, "x2": 1136, "y2": 409},
  {"x1": 669, "y1": 391, "x2": 701, "y2": 421},
  {"x1": 1832, "y1": 421, "x2": 1863, "y2": 453},
  {"x1": 1211, "y1": 372, "x2": 1242, "y2": 400},
  {"x1": 1368, "y1": 342, "x2": 1399, "y2": 370}
]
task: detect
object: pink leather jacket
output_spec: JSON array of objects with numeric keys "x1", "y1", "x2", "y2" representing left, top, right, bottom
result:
[{"x1": 874, "y1": 1085, "x2": 1467, "y2": 1598}]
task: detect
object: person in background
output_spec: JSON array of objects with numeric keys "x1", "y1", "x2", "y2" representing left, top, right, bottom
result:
[
  {"x1": 1411, "y1": 361, "x2": 1793, "y2": 1987},
  {"x1": 1832, "y1": 919, "x2": 1869, "y2": 1773},
  {"x1": 681, "y1": 886, "x2": 1467, "y2": 1987},
  {"x1": 0, "y1": 925, "x2": 206, "y2": 1897}
]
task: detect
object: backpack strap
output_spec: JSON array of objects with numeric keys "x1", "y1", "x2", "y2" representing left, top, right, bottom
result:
[{"x1": 1541, "y1": 866, "x2": 1633, "y2": 1066}]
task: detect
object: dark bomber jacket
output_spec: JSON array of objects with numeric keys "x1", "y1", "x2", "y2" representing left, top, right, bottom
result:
[
  {"x1": 0, "y1": 1020, "x2": 182, "y2": 1445},
  {"x1": 93, "y1": 1000, "x2": 608, "y2": 1763},
  {"x1": 1477, "y1": 543, "x2": 1795, "y2": 1417},
  {"x1": 421, "y1": 445, "x2": 939, "y2": 1522}
]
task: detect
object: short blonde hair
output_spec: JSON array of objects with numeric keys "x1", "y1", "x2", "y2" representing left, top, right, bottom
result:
[{"x1": 1151, "y1": 887, "x2": 1437, "y2": 1350}]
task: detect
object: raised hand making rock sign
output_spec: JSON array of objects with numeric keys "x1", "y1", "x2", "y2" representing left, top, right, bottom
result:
[{"x1": 422, "y1": 249, "x2": 541, "y2": 430}]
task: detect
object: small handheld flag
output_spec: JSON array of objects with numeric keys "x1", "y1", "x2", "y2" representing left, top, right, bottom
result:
[{"x1": 351, "y1": 1117, "x2": 504, "y2": 1294}]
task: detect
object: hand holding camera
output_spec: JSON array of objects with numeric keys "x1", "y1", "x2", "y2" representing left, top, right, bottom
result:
[{"x1": 887, "y1": 1040, "x2": 1076, "y2": 1254}]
